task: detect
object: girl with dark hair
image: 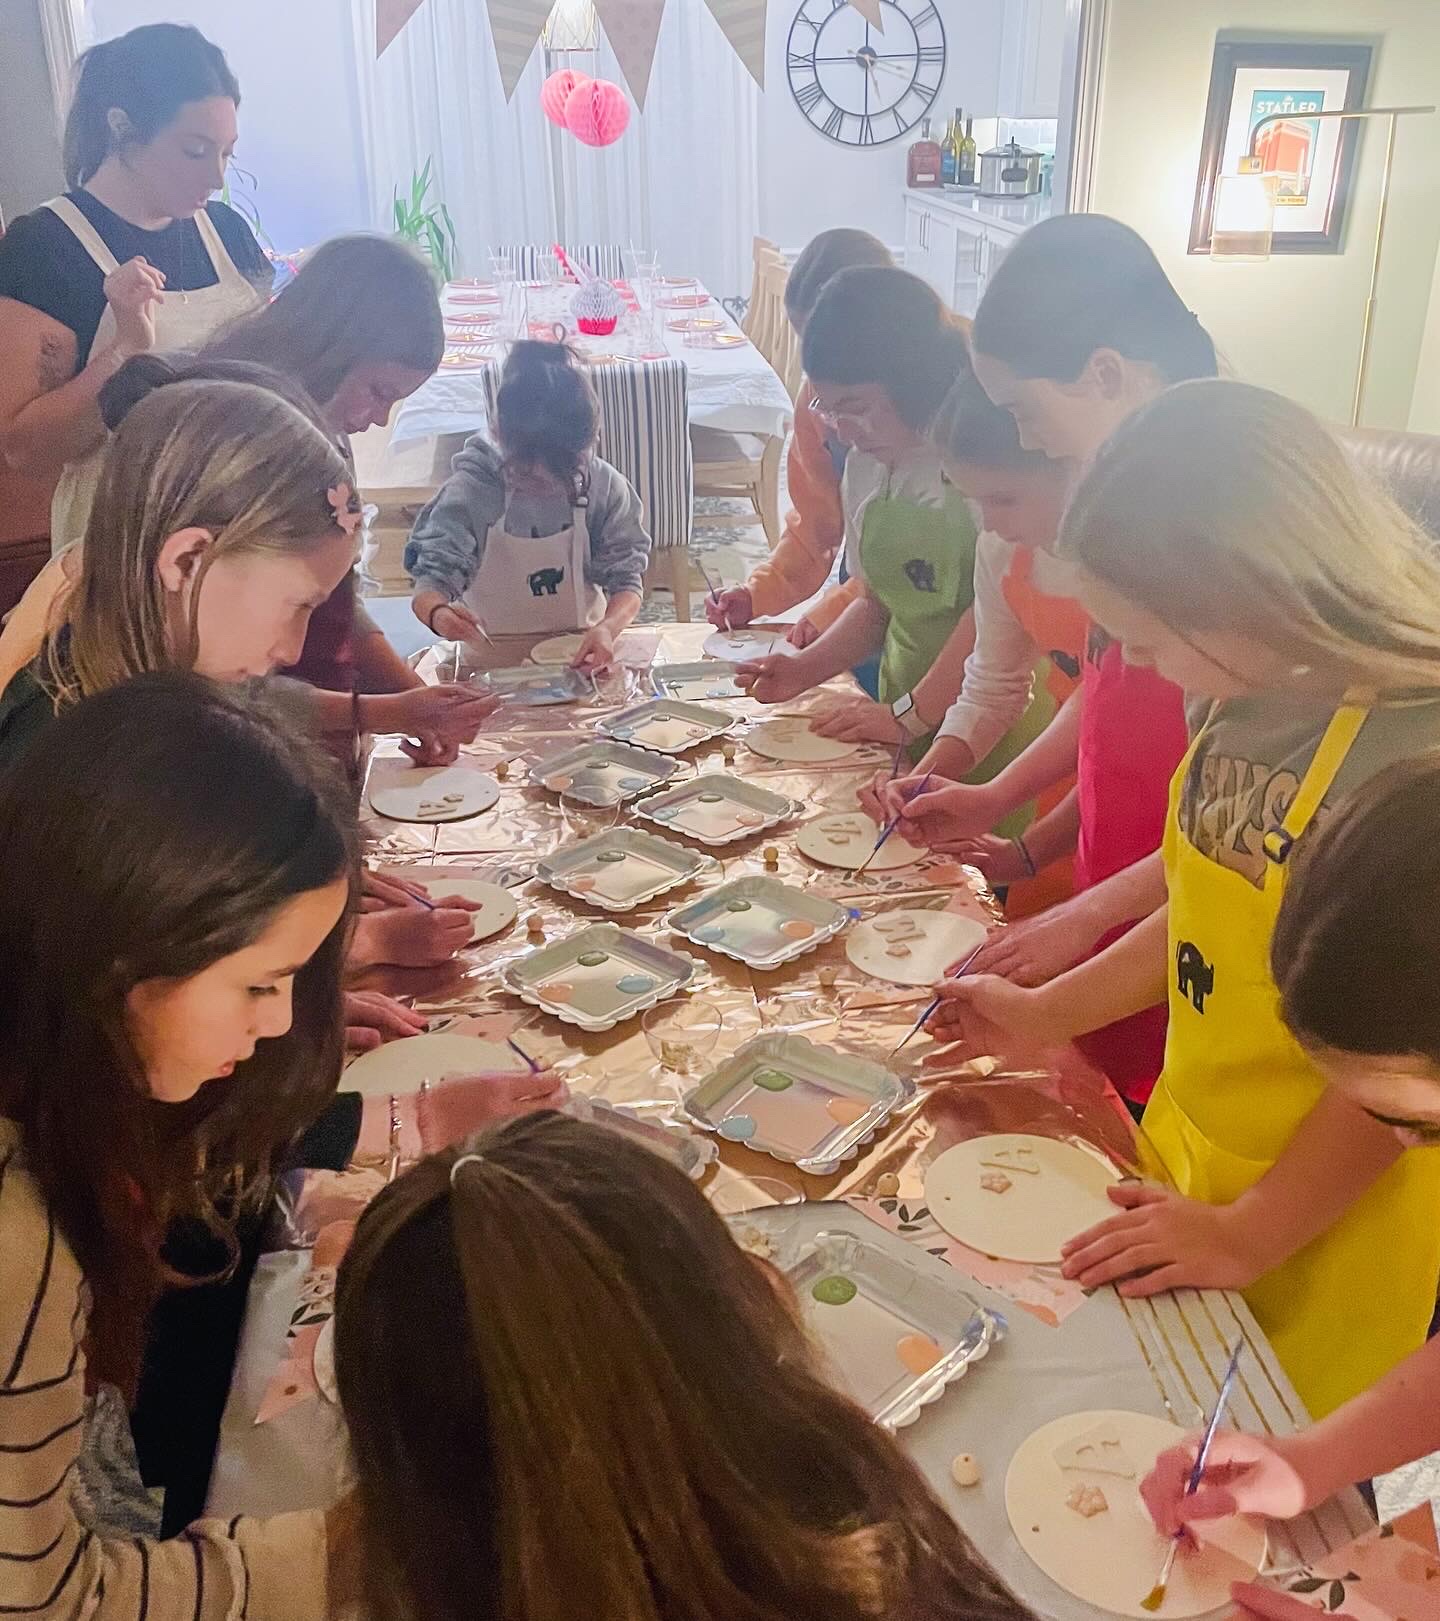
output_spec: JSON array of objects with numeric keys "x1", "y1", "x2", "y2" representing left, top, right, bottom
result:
[
  {"x1": 0, "y1": 674, "x2": 351, "y2": 1617},
  {"x1": 407, "y1": 341, "x2": 651, "y2": 671},
  {"x1": 335, "y1": 1111, "x2": 1035, "y2": 1621},
  {"x1": 705, "y1": 228, "x2": 892, "y2": 644},
  {"x1": 737, "y1": 267, "x2": 1053, "y2": 805},
  {"x1": 1142, "y1": 753, "x2": 1440, "y2": 1586},
  {"x1": 0, "y1": 23, "x2": 270, "y2": 601}
]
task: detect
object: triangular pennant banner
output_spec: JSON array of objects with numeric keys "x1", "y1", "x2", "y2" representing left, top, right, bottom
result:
[
  {"x1": 847, "y1": 0, "x2": 884, "y2": 30},
  {"x1": 594, "y1": 0, "x2": 668, "y2": 109},
  {"x1": 376, "y1": 0, "x2": 426, "y2": 56},
  {"x1": 702, "y1": 0, "x2": 768, "y2": 89},
  {"x1": 486, "y1": 0, "x2": 554, "y2": 99}
]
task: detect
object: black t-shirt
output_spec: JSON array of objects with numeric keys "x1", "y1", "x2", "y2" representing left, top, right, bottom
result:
[{"x1": 0, "y1": 191, "x2": 272, "y2": 365}]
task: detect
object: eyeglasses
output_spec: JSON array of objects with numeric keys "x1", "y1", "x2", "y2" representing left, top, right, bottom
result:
[{"x1": 807, "y1": 394, "x2": 870, "y2": 431}]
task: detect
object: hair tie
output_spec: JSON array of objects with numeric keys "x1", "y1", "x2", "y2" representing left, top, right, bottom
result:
[
  {"x1": 328, "y1": 481, "x2": 362, "y2": 537},
  {"x1": 450, "y1": 1151, "x2": 485, "y2": 1186}
]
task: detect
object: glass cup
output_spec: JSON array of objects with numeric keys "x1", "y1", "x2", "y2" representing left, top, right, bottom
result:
[
  {"x1": 559, "y1": 787, "x2": 624, "y2": 840},
  {"x1": 643, "y1": 996, "x2": 723, "y2": 1078},
  {"x1": 488, "y1": 250, "x2": 516, "y2": 286}
]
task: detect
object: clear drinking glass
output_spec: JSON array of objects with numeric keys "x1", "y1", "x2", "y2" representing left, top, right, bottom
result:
[
  {"x1": 488, "y1": 249, "x2": 516, "y2": 285},
  {"x1": 643, "y1": 996, "x2": 723, "y2": 1078},
  {"x1": 558, "y1": 787, "x2": 624, "y2": 840}
]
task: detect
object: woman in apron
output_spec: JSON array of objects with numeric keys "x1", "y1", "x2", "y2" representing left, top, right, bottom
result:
[
  {"x1": 0, "y1": 23, "x2": 270, "y2": 598},
  {"x1": 930, "y1": 381, "x2": 1440, "y2": 1419},
  {"x1": 408, "y1": 342, "x2": 651, "y2": 672}
]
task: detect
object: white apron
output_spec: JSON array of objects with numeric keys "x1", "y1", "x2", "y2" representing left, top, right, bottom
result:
[
  {"x1": 464, "y1": 497, "x2": 605, "y2": 633},
  {"x1": 46, "y1": 196, "x2": 263, "y2": 551}
]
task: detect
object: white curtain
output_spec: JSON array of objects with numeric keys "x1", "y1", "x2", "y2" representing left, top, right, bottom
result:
[{"x1": 353, "y1": 0, "x2": 760, "y2": 300}]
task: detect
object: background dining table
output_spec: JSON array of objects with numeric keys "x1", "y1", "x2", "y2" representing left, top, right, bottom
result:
[
  {"x1": 207, "y1": 623, "x2": 1373, "y2": 1618},
  {"x1": 390, "y1": 277, "x2": 795, "y2": 446}
]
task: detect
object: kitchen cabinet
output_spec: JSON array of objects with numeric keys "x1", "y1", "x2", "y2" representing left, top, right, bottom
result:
[
  {"x1": 998, "y1": 0, "x2": 1068, "y2": 120},
  {"x1": 903, "y1": 192, "x2": 1051, "y2": 319}
]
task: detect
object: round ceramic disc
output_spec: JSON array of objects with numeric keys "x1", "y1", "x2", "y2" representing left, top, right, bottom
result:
[
  {"x1": 1005, "y1": 1410, "x2": 1265, "y2": 1618},
  {"x1": 845, "y1": 910, "x2": 988, "y2": 986},
  {"x1": 701, "y1": 627, "x2": 797, "y2": 663},
  {"x1": 796, "y1": 812, "x2": 926, "y2": 870},
  {"x1": 747, "y1": 721, "x2": 859, "y2": 765},
  {"x1": 312, "y1": 1317, "x2": 337, "y2": 1404},
  {"x1": 924, "y1": 1135, "x2": 1120, "y2": 1263},
  {"x1": 528, "y1": 630, "x2": 652, "y2": 666},
  {"x1": 343, "y1": 1032, "x2": 522, "y2": 1097},
  {"x1": 367, "y1": 766, "x2": 501, "y2": 824},
  {"x1": 376, "y1": 869, "x2": 517, "y2": 943}
]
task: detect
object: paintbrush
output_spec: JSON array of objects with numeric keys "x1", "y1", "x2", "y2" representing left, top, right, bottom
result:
[
  {"x1": 1140, "y1": 1342, "x2": 1244, "y2": 1613},
  {"x1": 889, "y1": 938, "x2": 987, "y2": 1057},
  {"x1": 506, "y1": 1036, "x2": 542, "y2": 1074},
  {"x1": 856, "y1": 770, "x2": 932, "y2": 876},
  {"x1": 695, "y1": 558, "x2": 729, "y2": 631}
]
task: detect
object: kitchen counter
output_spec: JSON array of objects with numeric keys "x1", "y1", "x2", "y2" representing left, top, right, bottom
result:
[
  {"x1": 903, "y1": 188, "x2": 1054, "y2": 317},
  {"x1": 910, "y1": 187, "x2": 1053, "y2": 235}
]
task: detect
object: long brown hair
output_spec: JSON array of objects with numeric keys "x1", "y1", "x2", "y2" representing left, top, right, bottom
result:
[
  {"x1": 0, "y1": 674, "x2": 355, "y2": 1395},
  {"x1": 50, "y1": 376, "x2": 354, "y2": 708},
  {"x1": 335, "y1": 1114, "x2": 1031, "y2": 1621}
]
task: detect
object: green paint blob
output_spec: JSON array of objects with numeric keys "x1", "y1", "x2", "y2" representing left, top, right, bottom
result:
[
  {"x1": 751, "y1": 1070, "x2": 793, "y2": 1092},
  {"x1": 577, "y1": 950, "x2": 609, "y2": 967},
  {"x1": 812, "y1": 1275, "x2": 857, "y2": 1306},
  {"x1": 725, "y1": 898, "x2": 752, "y2": 912}
]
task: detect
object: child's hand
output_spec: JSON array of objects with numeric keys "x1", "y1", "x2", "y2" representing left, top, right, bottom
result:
[
  {"x1": 1142, "y1": 1431, "x2": 1316, "y2": 1535},
  {"x1": 706, "y1": 586, "x2": 752, "y2": 629},
  {"x1": 343, "y1": 990, "x2": 428, "y2": 1053},
  {"x1": 375, "y1": 684, "x2": 501, "y2": 746},
  {"x1": 417, "y1": 1068, "x2": 568, "y2": 1150},
  {"x1": 948, "y1": 834, "x2": 1028, "y2": 882},
  {"x1": 922, "y1": 972, "x2": 1060, "y2": 1062},
  {"x1": 1060, "y1": 1185, "x2": 1263, "y2": 1295},
  {"x1": 898, "y1": 779, "x2": 1003, "y2": 845},
  {"x1": 787, "y1": 617, "x2": 820, "y2": 648},
  {"x1": 811, "y1": 696, "x2": 902, "y2": 743},
  {"x1": 735, "y1": 653, "x2": 813, "y2": 705},
  {"x1": 963, "y1": 901, "x2": 1096, "y2": 987},
  {"x1": 570, "y1": 624, "x2": 615, "y2": 672},
  {"x1": 414, "y1": 591, "x2": 486, "y2": 643}
]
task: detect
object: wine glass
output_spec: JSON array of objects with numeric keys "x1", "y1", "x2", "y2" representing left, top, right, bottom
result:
[
  {"x1": 558, "y1": 786, "x2": 624, "y2": 840},
  {"x1": 643, "y1": 996, "x2": 723, "y2": 1079},
  {"x1": 488, "y1": 249, "x2": 515, "y2": 286}
]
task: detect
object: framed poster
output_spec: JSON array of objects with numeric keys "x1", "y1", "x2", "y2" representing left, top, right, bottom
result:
[{"x1": 1188, "y1": 39, "x2": 1372, "y2": 255}]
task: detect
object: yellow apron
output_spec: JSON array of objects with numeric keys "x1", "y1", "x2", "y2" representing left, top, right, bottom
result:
[{"x1": 1144, "y1": 701, "x2": 1440, "y2": 1417}]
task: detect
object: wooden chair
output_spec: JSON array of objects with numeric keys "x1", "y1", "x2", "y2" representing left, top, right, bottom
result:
[{"x1": 500, "y1": 243, "x2": 626, "y2": 281}]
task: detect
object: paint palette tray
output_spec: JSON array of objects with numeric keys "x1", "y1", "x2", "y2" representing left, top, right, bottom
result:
[
  {"x1": 500, "y1": 922, "x2": 699, "y2": 1031},
  {"x1": 650, "y1": 661, "x2": 744, "y2": 702},
  {"x1": 478, "y1": 664, "x2": 593, "y2": 705},
  {"x1": 597, "y1": 699, "x2": 735, "y2": 754},
  {"x1": 569, "y1": 1094, "x2": 719, "y2": 1181},
  {"x1": 665, "y1": 876, "x2": 849, "y2": 969},
  {"x1": 787, "y1": 1228, "x2": 999, "y2": 1430},
  {"x1": 682, "y1": 1032, "x2": 913, "y2": 1175},
  {"x1": 537, "y1": 827, "x2": 716, "y2": 911},
  {"x1": 529, "y1": 741, "x2": 681, "y2": 803},
  {"x1": 632, "y1": 774, "x2": 799, "y2": 845}
]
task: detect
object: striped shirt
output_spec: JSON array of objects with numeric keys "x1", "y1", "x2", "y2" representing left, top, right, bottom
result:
[{"x1": 0, "y1": 1121, "x2": 326, "y2": 1619}]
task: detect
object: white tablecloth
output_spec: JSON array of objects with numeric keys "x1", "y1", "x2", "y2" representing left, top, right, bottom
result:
[{"x1": 391, "y1": 279, "x2": 794, "y2": 446}]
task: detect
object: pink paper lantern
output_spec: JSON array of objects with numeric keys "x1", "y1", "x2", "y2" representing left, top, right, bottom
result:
[
  {"x1": 541, "y1": 68, "x2": 587, "y2": 127},
  {"x1": 564, "y1": 77, "x2": 630, "y2": 148}
]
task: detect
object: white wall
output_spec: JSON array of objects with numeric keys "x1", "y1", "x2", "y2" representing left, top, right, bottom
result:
[
  {"x1": 0, "y1": 0, "x2": 65, "y2": 223},
  {"x1": 1411, "y1": 241, "x2": 1440, "y2": 433},
  {"x1": 1087, "y1": 0, "x2": 1440, "y2": 429},
  {"x1": 758, "y1": 0, "x2": 1009, "y2": 255}
]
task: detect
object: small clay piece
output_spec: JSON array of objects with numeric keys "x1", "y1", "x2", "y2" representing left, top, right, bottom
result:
[
  {"x1": 811, "y1": 1275, "x2": 858, "y2": 1306},
  {"x1": 1065, "y1": 1484, "x2": 1109, "y2": 1519},
  {"x1": 816, "y1": 963, "x2": 840, "y2": 990},
  {"x1": 721, "y1": 740, "x2": 737, "y2": 763},
  {"x1": 526, "y1": 914, "x2": 545, "y2": 940},
  {"x1": 875, "y1": 1171, "x2": 901, "y2": 1198},
  {"x1": 950, "y1": 1453, "x2": 981, "y2": 1488},
  {"x1": 763, "y1": 845, "x2": 780, "y2": 867},
  {"x1": 443, "y1": 792, "x2": 464, "y2": 804},
  {"x1": 615, "y1": 974, "x2": 655, "y2": 994},
  {"x1": 751, "y1": 1069, "x2": 793, "y2": 1092},
  {"x1": 495, "y1": 759, "x2": 509, "y2": 780},
  {"x1": 725, "y1": 898, "x2": 752, "y2": 912},
  {"x1": 1053, "y1": 1423, "x2": 1139, "y2": 1480},
  {"x1": 659, "y1": 1038, "x2": 691, "y2": 1069},
  {"x1": 983, "y1": 1145, "x2": 1042, "y2": 1177},
  {"x1": 719, "y1": 1115, "x2": 757, "y2": 1141},
  {"x1": 780, "y1": 919, "x2": 815, "y2": 939},
  {"x1": 736, "y1": 1225, "x2": 775, "y2": 1260},
  {"x1": 886, "y1": 943, "x2": 912, "y2": 958},
  {"x1": 979, "y1": 1171, "x2": 1013, "y2": 1194},
  {"x1": 685, "y1": 726, "x2": 706, "y2": 739},
  {"x1": 896, "y1": 1333, "x2": 943, "y2": 1375}
]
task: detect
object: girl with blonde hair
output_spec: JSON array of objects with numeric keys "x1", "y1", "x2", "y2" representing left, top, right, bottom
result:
[{"x1": 926, "y1": 378, "x2": 1440, "y2": 1420}]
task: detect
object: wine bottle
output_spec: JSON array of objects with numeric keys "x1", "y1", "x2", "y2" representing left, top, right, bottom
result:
[
  {"x1": 907, "y1": 116, "x2": 942, "y2": 189},
  {"x1": 958, "y1": 116, "x2": 977, "y2": 187},
  {"x1": 941, "y1": 107, "x2": 963, "y2": 186}
]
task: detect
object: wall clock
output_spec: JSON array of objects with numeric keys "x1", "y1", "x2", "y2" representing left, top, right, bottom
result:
[{"x1": 786, "y1": 0, "x2": 947, "y2": 147}]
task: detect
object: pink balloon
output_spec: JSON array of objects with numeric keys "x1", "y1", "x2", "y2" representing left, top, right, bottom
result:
[
  {"x1": 564, "y1": 77, "x2": 630, "y2": 147},
  {"x1": 541, "y1": 68, "x2": 587, "y2": 128}
]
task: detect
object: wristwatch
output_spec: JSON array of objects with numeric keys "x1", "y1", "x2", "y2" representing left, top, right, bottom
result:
[{"x1": 890, "y1": 692, "x2": 929, "y2": 739}]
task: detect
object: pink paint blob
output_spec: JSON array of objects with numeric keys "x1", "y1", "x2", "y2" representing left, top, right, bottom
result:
[{"x1": 896, "y1": 1333, "x2": 943, "y2": 1375}]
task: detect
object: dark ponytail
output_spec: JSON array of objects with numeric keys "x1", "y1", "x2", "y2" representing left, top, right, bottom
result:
[
  {"x1": 64, "y1": 23, "x2": 239, "y2": 188},
  {"x1": 99, "y1": 353, "x2": 327, "y2": 436},
  {"x1": 802, "y1": 266, "x2": 971, "y2": 433},
  {"x1": 494, "y1": 342, "x2": 599, "y2": 492},
  {"x1": 971, "y1": 214, "x2": 1217, "y2": 385}
]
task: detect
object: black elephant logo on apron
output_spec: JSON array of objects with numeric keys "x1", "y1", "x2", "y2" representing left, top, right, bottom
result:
[
  {"x1": 902, "y1": 558, "x2": 938, "y2": 593},
  {"x1": 528, "y1": 566, "x2": 565, "y2": 597},
  {"x1": 1175, "y1": 941, "x2": 1215, "y2": 1013}
]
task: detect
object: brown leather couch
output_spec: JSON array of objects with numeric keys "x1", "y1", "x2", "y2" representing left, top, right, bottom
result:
[{"x1": 1337, "y1": 424, "x2": 1440, "y2": 543}]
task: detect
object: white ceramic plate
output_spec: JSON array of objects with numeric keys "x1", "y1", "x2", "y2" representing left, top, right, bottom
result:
[
  {"x1": 746, "y1": 720, "x2": 860, "y2": 765},
  {"x1": 343, "y1": 1032, "x2": 523, "y2": 1097},
  {"x1": 367, "y1": 764, "x2": 501, "y2": 824},
  {"x1": 375, "y1": 866, "x2": 518, "y2": 943},
  {"x1": 701, "y1": 627, "x2": 798, "y2": 662},
  {"x1": 845, "y1": 909, "x2": 988, "y2": 986},
  {"x1": 796, "y1": 812, "x2": 926, "y2": 870}
]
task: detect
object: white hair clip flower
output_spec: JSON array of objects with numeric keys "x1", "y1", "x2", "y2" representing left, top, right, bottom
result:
[{"x1": 327, "y1": 482, "x2": 362, "y2": 537}]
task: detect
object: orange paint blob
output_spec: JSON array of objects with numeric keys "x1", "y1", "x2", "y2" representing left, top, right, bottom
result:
[
  {"x1": 826, "y1": 1097, "x2": 869, "y2": 1127},
  {"x1": 896, "y1": 1333, "x2": 943, "y2": 1375},
  {"x1": 780, "y1": 919, "x2": 815, "y2": 939}
]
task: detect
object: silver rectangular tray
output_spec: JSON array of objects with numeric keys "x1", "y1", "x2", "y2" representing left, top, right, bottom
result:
[
  {"x1": 478, "y1": 663, "x2": 592, "y2": 705},
  {"x1": 537, "y1": 827, "x2": 716, "y2": 911},
  {"x1": 682, "y1": 1031, "x2": 913, "y2": 1175},
  {"x1": 787, "y1": 1227, "x2": 999, "y2": 1430},
  {"x1": 650, "y1": 661, "x2": 744, "y2": 702},
  {"x1": 632, "y1": 773, "x2": 799, "y2": 845},
  {"x1": 570, "y1": 1094, "x2": 719, "y2": 1181},
  {"x1": 597, "y1": 698, "x2": 735, "y2": 753},
  {"x1": 529, "y1": 741, "x2": 681, "y2": 803},
  {"x1": 500, "y1": 922, "x2": 699, "y2": 1031},
  {"x1": 665, "y1": 876, "x2": 850, "y2": 968}
]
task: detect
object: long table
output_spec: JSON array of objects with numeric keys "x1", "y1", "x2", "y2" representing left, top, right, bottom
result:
[{"x1": 208, "y1": 623, "x2": 1372, "y2": 1617}]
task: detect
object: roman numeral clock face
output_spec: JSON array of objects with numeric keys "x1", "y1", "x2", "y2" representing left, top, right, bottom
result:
[{"x1": 787, "y1": 0, "x2": 946, "y2": 147}]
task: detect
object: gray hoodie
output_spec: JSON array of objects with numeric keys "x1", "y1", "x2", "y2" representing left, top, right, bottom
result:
[{"x1": 404, "y1": 435, "x2": 652, "y2": 604}]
